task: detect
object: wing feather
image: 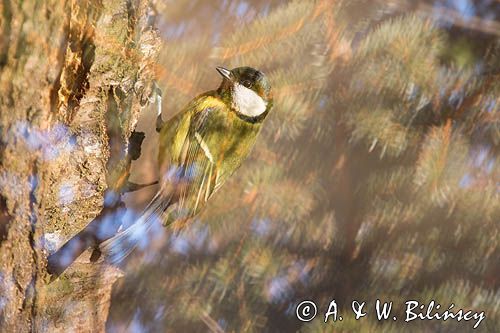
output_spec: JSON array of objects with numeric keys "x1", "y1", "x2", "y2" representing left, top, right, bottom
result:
[{"x1": 170, "y1": 96, "x2": 228, "y2": 218}]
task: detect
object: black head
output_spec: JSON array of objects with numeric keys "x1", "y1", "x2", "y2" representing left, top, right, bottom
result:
[
  {"x1": 216, "y1": 66, "x2": 273, "y2": 105},
  {"x1": 216, "y1": 66, "x2": 273, "y2": 121}
]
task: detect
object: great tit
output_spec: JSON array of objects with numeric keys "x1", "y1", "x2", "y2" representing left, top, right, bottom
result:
[{"x1": 100, "y1": 66, "x2": 273, "y2": 262}]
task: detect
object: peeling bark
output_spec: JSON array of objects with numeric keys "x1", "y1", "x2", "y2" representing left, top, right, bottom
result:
[{"x1": 0, "y1": 0, "x2": 160, "y2": 331}]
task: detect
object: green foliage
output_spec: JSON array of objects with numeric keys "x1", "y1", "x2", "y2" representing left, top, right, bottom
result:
[{"x1": 106, "y1": 1, "x2": 500, "y2": 332}]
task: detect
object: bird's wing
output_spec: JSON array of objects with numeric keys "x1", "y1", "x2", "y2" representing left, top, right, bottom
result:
[
  {"x1": 158, "y1": 107, "x2": 191, "y2": 169},
  {"x1": 163, "y1": 95, "x2": 228, "y2": 217}
]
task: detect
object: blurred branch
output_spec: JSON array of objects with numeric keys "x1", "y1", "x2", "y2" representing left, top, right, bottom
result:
[
  {"x1": 200, "y1": 311, "x2": 226, "y2": 333},
  {"x1": 382, "y1": 0, "x2": 500, "y2": 36}
]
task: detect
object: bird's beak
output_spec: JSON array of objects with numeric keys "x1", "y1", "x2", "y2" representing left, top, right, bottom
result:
[{"x1": 216, "y1": 66, "x2": 233, "y2": 81}]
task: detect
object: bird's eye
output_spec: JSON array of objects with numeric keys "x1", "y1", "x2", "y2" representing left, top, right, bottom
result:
[{"x1": 242, "y1": 80, "x2": 252, "y2": 88}]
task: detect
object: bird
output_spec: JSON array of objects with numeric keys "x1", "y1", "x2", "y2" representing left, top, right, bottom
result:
[{"x1": 48, "y1": 66, "x2": 273, "y2": 272}]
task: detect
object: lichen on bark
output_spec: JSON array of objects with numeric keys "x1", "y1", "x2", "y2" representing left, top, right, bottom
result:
[{"x1": 0, "y1": 0, "x2": 161, "y2": 331}]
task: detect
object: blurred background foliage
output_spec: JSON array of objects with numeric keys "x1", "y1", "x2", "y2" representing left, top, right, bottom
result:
[{"x1": 103, "y1": 0, "x2": 499, "y2": 331}]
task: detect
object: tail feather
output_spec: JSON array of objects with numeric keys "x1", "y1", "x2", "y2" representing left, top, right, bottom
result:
[{"x1": 100, "y1": 191, "x2": 172, "y2": 264}]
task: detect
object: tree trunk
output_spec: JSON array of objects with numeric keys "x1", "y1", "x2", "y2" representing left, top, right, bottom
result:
[{"x1": 0, "y1": 0, "x2": 160, "y2": 331}]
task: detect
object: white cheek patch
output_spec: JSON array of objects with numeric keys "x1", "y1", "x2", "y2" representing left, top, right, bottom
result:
[{"x1": 232, "y1": 83, "x2": 267, "y2": 117}]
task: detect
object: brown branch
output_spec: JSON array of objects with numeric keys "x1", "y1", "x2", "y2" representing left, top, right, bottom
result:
[{"x1": 381, "y1": 0, "x2": 500, "y2": 36}]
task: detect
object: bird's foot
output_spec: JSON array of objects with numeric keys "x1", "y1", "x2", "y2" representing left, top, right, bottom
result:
[
  {"x1": 153, "y1": 81, "x2": 165, "y2": 132},
  {"x1": 122, "y1": 180, "x2": 159, "y2": 193}
]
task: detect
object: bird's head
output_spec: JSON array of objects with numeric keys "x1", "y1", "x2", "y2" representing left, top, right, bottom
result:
[{"x1": 216, "y1": 66, "x2": 273, "y2": 119}]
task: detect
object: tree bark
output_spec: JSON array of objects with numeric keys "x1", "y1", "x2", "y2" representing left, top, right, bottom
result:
[{"x1": 0, "y1": 0, "x2": 160, "y2": 331}]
